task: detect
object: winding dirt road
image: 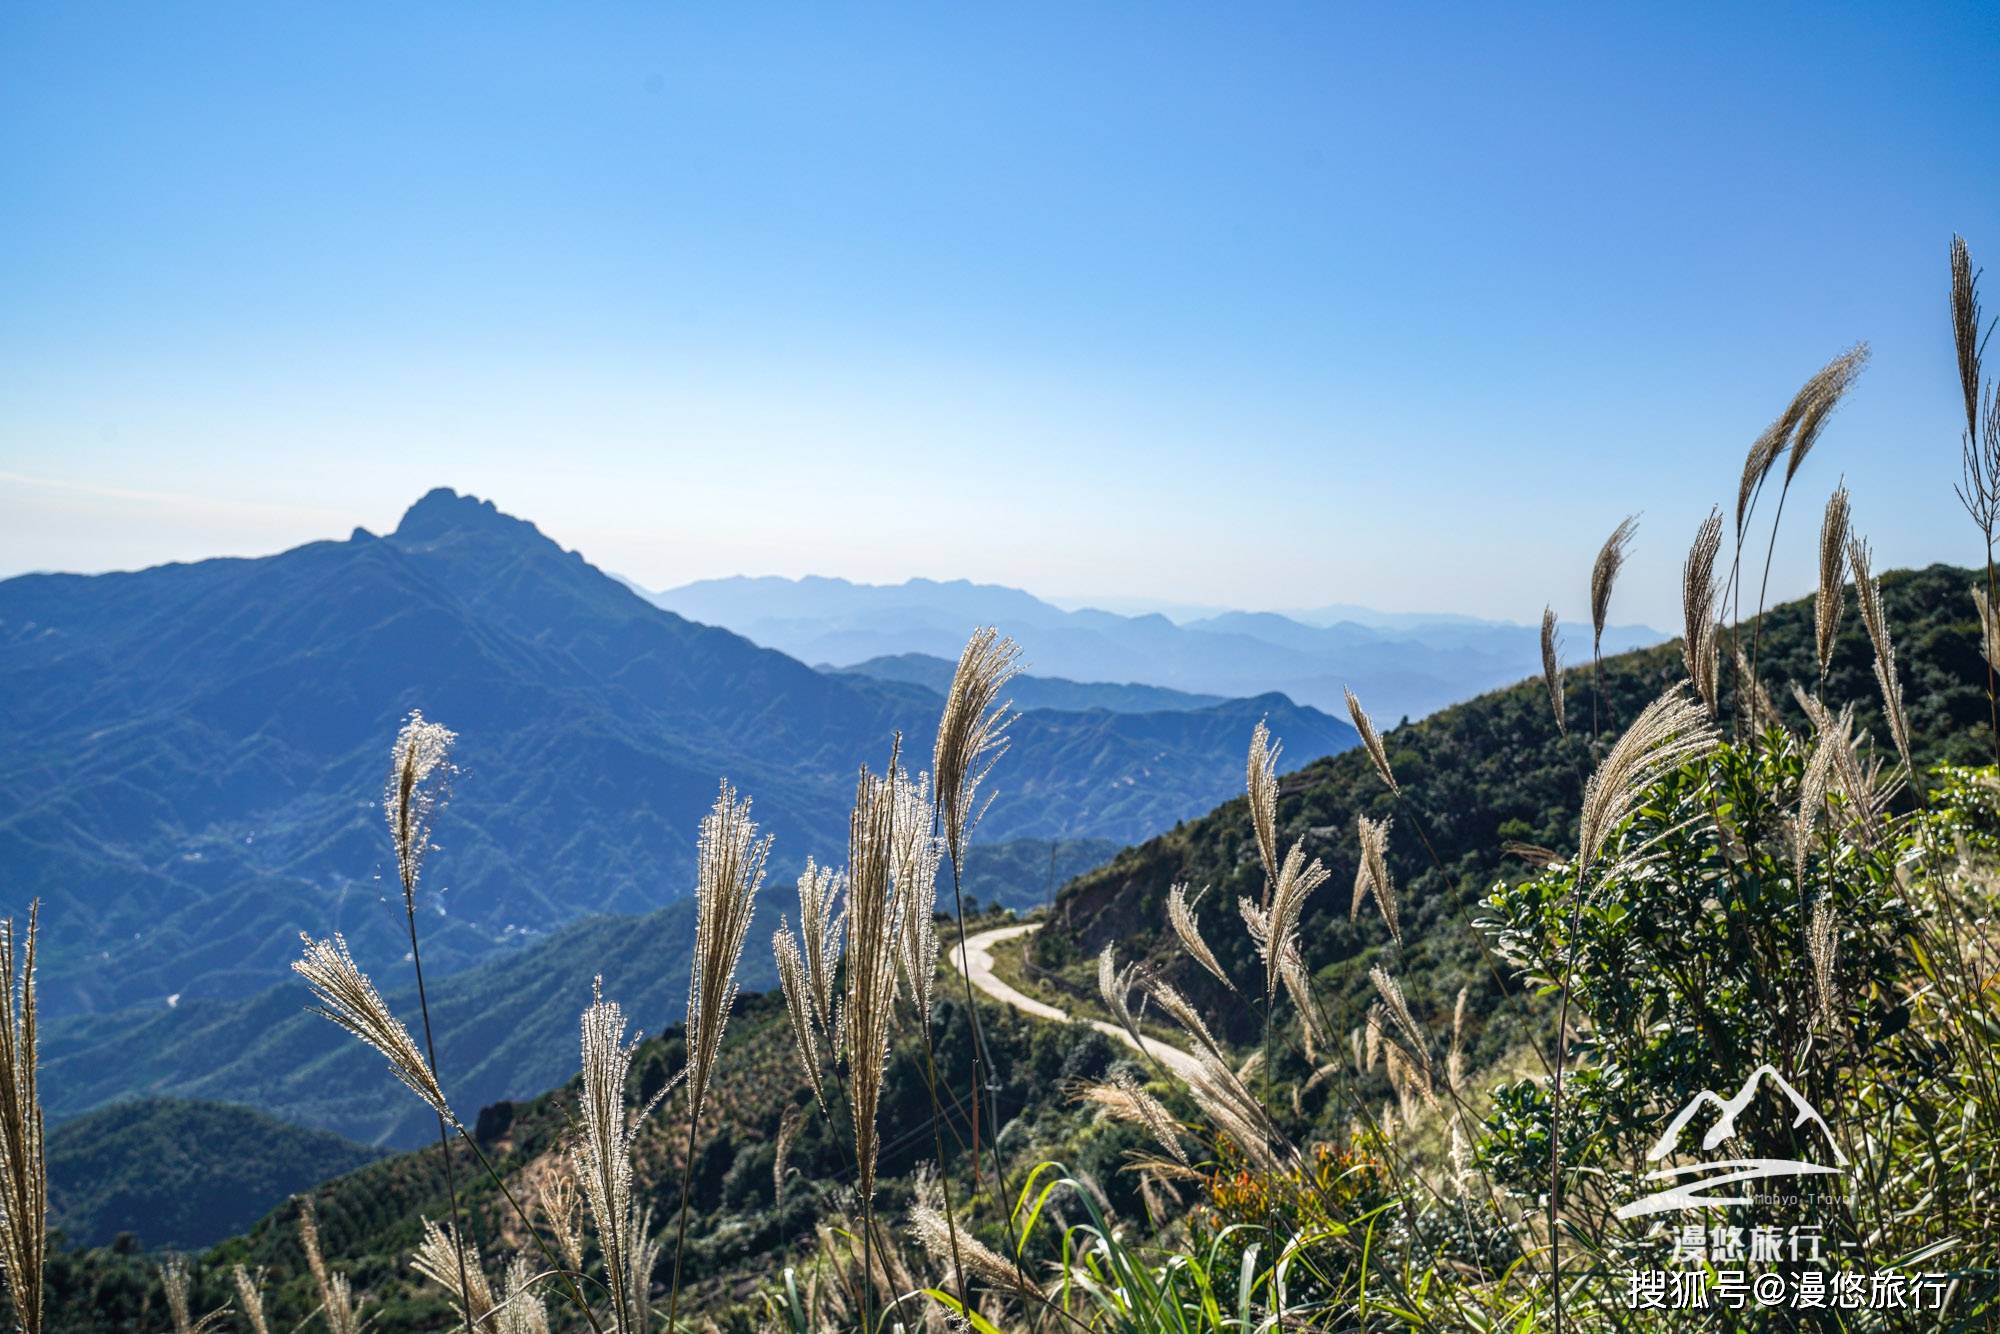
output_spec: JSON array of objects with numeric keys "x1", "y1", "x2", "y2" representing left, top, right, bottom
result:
[{"x1": 949, "y1": 921, "x2": 1206, "y2": 1085}]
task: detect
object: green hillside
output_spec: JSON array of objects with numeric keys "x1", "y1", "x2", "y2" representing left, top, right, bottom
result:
[
  {"x1": 1032, "y1": 562, "x2": 1991, "y2": 1069},
  {"x1": 43, "y1": 965, "x2": 1134, "y2": 1329},
  {"x1": 40, "y1": 836, "x2": 1113, "y2": 1149},
  {"x1": 49, "y1": 1099, "x2": 384, "y2": 1251}
]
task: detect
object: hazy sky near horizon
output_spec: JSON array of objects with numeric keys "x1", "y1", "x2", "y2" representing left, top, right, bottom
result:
[{"x1": 3, "y1": 4, "x2": 1996, "y2": 627}]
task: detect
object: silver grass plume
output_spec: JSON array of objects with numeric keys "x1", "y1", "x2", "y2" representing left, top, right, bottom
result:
[
  {"x1": 1541, "y1": 607, "x2": 1567, "y2": 736},
  {"x1": 1348, "y1": 1027, "x2": 1366, "y2": 1077},
  {"x1": 1817, "y1": 486, "x2": 1852, "y2": 683},
  {"x1": 843, "y1": 764, "x2": 902, "y2": 1207},
  {"x1": 1847, "y1": 536, "x2": 1916, "y2": 776},
  {"x1": 794, "y1": 858, "x2": 844, "y2": 1042},
  {"x1": 1591, "y1": 516, "x2": 1639, "y2": 662},
  {"x1": 1575, "y1": 688, "x2": 1720, "y2": 868},
  {"x1": 0, "y1": 908, "x2": 43, "y2": 1334},
  {"x1": 1794, "y1": 728, "x2": 1840, "y2": 894},
  {"x1": 1976, "y1": 586, "x2": 2000, "y2": 673},
  {"x1": 160, "y1": 1258, "x2": 193, "y2": 1334},
  {"x1": 573, "y1": 981, "x2": 647, "y2": 1330},
  {"x1": 773, "y1": 923, "x2": 828, "y2": 1114},
  {"x1": 385, "y1": 711, "x2": 456, "y2": 908},
  {"x1": 1344, "y1": 688, "x2": 1400, "y2": 796},
  {"x1": 686, "y1": 782, "x2": 771, "y2": 1141},
  {"x1": 773, "y1": 1103, "x2": 805, "y2": 1207},
  {"x1": 1682, "y1": 508, "x2": 1723, "y2": 716},
  {"x1": 1352, "y1": 814, "x2": 1400, "y2": 943},
  {"x1": 536, "y1": 1168, "x2": 584, "y2": 1276},
  {"x1": 1183, "y1": 1048, "x2": 1285, "y2": 1172},
  {"x1": 412, "y1": 1219, "x2": 496, "y2": 1330},
  {"x1": 889, "y1": 769, "x2": 944, "y2": 1024},
  {"x1": 1809, "y1": 897, "x2": 1841, "y2": 1030},
  {"x1": 1738, "y1": 346, "x2": 1870, "y2": 533},
  {"x1": 1166, "y1": 882, "x2": 1233, "y2": 990},
  {"x1": 619, "y1": 1205, "x2": 661, "y2": 1333},
  {"x1": 908, "y1": 1198, "x2": 1042, "y2": 1301},
  {"x1": 1097, "y1": 944, "x2": 1146, "y2": 1046},
  {"x1": 294, "y1": 933, "x2": 451, "y2": 1122},
  {"x1": 497, "y1": 1256, "x2": 552, "y2": 1334},
  {"x1": 1075, "y1": 1071, "x2": 1187, "y2": 1166},
  {"x1": 1148, "y1": 979, "x2": 1226, "y2": 1065},
  {"x1": 1364, "y1": 1005, "x2": 1384, "y2": 1073},
  {"x1": 1794, "y1": 690, "x2": 1892, "y2": 850},
  {"x1": 1735, "y1": 646, "x2": 1782, "y2": 735},
  {"x1": 1263, "y1": 841, "x2": 1329, "y2": 998},
  {"x1": 1954, "y1": 235, "x2": 1985, "y2": 445},
  {"x1": 1784, "y1": 345, "x2": 1870, "y2": 485},
  {"x1": 1279, "y1": 950, "x2": 1328, "y2": 1059},
  {"x1": 231, "y1": 1265, "x2": 269, "y2": 1334},
  {"x1": 1368, "y1": 966, "x2": 1434, "y2": 1096},
  {"x1": 933, "y1": 628, "x2": 1021, "y2": 867},
  {"x1": 1247, "y1": 721, "x2": 1283, "y2": 884},
  {"x1": 298, "y1": 1197, "x2": 362, "y2": 1334}
]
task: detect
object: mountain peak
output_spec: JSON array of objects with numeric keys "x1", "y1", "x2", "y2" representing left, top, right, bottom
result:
[{"x1": 392, "y1": 488, "x2": 542, "y2": 544}]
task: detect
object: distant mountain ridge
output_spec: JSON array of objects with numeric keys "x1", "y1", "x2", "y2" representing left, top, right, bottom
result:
[
  {"x1": 650, "y1": 573, "x2": 1663, "y2": 723},
  {"x1": 832, "y1": 653, "x2": 1227, "y2": 713},
  {"x1": 0, "y1": 488, "x2": 1354, "y2": 1029}
]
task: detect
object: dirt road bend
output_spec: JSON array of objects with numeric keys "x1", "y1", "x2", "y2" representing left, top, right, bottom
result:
[{"x1": 948, "y1": 921, "x2": 1207, "y2": 1085}]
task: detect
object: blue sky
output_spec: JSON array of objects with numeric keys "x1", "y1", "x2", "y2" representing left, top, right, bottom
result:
[{"x1": 1, "y1": 3, "x2": 1995, "y2": 626}]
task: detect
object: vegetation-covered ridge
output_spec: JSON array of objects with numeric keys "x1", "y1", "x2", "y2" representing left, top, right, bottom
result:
[
  {"x1": 1035, "y1": 560, "x2": 1991, "y2": 1064},
  {"x1": 47, "y1": 1099, "x2": 385, "y2": 1252}
]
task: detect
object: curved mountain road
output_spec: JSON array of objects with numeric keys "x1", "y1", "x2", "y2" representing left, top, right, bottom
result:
[{"x1": 949, "y1": 921, "x2": 1206, "y2": 1085}]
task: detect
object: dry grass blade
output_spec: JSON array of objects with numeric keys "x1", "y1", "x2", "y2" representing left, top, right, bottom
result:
[
  {"x1": 1541, "y1": 607, "x2": 1567, "y2": 736},
  {"x1": 0, "y1": 907, "x2": 44, "y2": 1334},
  {"x1": 1447, "y1": 988, "x2": 1469, "y2": 1093},
  {"x1": 1166, "y1": 882, "x2": 1233, "y2": 990},
  {"x1": 1682, "y1": 508, "x2": 1723, "y2": 716},
  {"x1": 1576, "y1": 687, "x2": 1719, "y2": 867},
  {"x1": 1591, "y1": 516, "x2": 1638, "y2": 657},
  {"x1": 932, "y1": 627, "x2": 1022, "y2": 865},
  {"x1": 413, "y1": 1218, "x2": 496, "y2": 1330},
  {"x1": 294, "y1": 933, "x2": 452, "y2": 1123},
  {"x1": 1075, "y1": 1070, "x2": 1188, "y2": 1165},
  {"x1": 1353, "y1": 814, "x2": 1400, "y2": 943},
  {"x1": 1847, "y1": 536, "x2": 1916, "y2": 776},
  {"x1": 1817, "y1": 486, "x2": 1852, "y2": 682},
  {"x1": 1344, "y1": 688, "x2": 1400, "y2": 796},
  {"x1": 1247, "y1": 721, "x2": 1284, "y2": 884}
]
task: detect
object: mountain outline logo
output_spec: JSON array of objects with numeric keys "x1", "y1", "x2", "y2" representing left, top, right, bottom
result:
[{"x1": 1614, "y1": 1065, "x2": 1848, "y2": 1220}]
